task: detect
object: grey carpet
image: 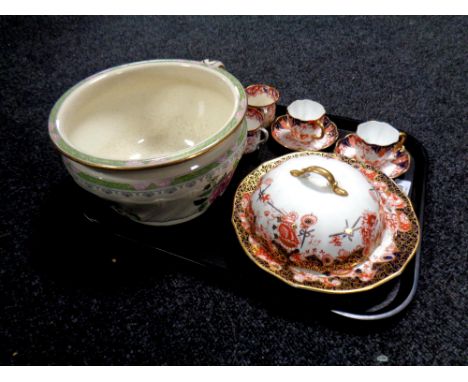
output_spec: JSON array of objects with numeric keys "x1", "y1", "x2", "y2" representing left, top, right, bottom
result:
[{"x1": 0, "y1": 16, "x2": 467, "y2": 365}]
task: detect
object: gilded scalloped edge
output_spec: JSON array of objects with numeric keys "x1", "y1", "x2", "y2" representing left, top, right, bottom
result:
[{"x1": 231, "y1": 151, "x2": 421, "y2": 294}]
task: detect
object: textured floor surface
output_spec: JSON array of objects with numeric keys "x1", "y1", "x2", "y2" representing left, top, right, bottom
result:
[{"x1": 0, "y1": 16, "x2": 467, "y2": 365}]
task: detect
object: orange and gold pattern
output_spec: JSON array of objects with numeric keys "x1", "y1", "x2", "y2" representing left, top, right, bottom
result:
[{"x1": 232, "y1": 152, "x2": 420, "y2": 294}]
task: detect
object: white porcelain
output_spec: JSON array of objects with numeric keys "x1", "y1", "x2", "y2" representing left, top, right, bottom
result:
[
  {"x1": 49, "y1": 59, "x2": 247, "y2": 225},
  {"x1": 233, "y1": 151, "x2": 421, "y2": 293},
  {"x1": 249, "y1": 154, "x2": 384, "y2": 270},
  {"x1": 245, "y1": 128, "x2": 269, "y2": 154},
  {"x1": 357, "y1": 121, "x2": 404, "y2": 147},
  {"x1": 245, "y1": 84, "x2": 280, "y2": 126},
  {"x1": 287, "y1": 99, "x2": 325, "y2": 122}
]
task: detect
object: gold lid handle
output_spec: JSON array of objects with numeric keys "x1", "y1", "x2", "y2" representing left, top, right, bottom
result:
[{"x1": 290, "y1": 166, "x2": 348, "y2": 197}]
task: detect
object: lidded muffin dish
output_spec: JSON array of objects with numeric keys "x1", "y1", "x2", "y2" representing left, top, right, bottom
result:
[{"x1": 248, "y1": 154, "x2": 384, "y2": 271}]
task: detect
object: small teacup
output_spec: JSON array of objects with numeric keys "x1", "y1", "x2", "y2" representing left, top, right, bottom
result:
[
  {"x1": 245, "y1": 84, "x2": 280, "y2": 126},
  {"x1": 287, "y1": 100, "x2": 326, "y2": 144},
  {"x1": 244, "y1": 107, "x2": 269, "y2": 154},
  {"x1": 356, "y1": 121, "x2": 407, "y2": 153}
]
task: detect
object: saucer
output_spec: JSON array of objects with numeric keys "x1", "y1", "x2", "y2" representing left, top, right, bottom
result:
[
  {"x1": 271, "y1": 115, "x2": 338, "y2": 151},
  {"x1": 232, "y1": 152, "x2": 420, "y2": 294},
  {"x1": 335, "y1": 134, "x2": 411, "y2": 178}
]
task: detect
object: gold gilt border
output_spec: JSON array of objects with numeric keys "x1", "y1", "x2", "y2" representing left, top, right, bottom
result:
[{"x1": 231, "y1": 151, "x2": 421, "y2": 294}]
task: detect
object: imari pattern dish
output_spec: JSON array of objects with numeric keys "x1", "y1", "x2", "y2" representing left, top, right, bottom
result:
[
  {"x1": 335, "y1": 134, "x2": 411, "y2": 178},
  {"x1": 245, "y1": 84, "x2": 280, "y2": 126},
  {"x1": 271, "y1": 115, "x2": 338, "y2": 151},
  {"x1": 232, "y1": 151, "x2": 420, "y2": 294},
  {"x1": 49, "y1": 59, "x2": 248, "y2": 225}
]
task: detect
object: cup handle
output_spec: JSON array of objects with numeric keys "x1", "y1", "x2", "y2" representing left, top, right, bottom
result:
[
  {"x1": 202, "y1": 59, "x2": 225, "y2": 69},
  {"x1": 312, "y1": 119, "x2": 325, "y2": 140},
  {"x1": 394, "y1": 132, "x2": 407, "y2": 151},
  {"x1": 258, "y1": 128, "x2": 269, "y2": 144}
]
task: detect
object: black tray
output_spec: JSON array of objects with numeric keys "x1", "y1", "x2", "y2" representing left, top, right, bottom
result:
[{"x1": 35, "y1": 105, "x2": 427, "y2": 322}]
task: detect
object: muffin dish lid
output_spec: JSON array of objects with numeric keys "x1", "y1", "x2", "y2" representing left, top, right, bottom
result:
[{"x1": 249, "y1": 154, "x2": 384, "y2": 264}]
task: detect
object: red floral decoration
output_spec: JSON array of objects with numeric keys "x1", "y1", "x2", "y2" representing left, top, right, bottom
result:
[
  {"x1": 277, "y1": 222, "x2": 299, "y2": 249},
  {"x1": 330, "y1": 235, "x2": 343, "y2": 247},
  {"x1": 300, "y1": 214, "x2": 318, "y2": 228}
]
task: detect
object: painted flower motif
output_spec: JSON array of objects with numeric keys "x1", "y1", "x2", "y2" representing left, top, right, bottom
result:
[
  {"x1": 372, "y1": 181, "x2": 389, "y2": 193},
  {"x1": 264, "y1": 178, "x2": 273, "y2": 186},
  {"x1": 209, "y1": 171, "x2": 234, "y2": 203},
  {"x1": 292, "y1": 271, "x2": 309, "y2": 283},
  {"x1": 385, "y1": 192, "x2": 407, "y2": 209},
  {"x1": 397, "y1": 211, "x2": 412, "y2": 232},
  {"x1": 248, "y1": 235, "x2": 261, "y2": 247},
  {"x1": 241, "y1": 193, "x2": 251, "y2": 209},
  {"x1": 357, "y1": 268, "x2": 377, "y2": 282},
  {"x1": 330, "y1": 235, "x2": 343, "y2": 247},
  {"x1": 260, "y1": 193, "x2": 271, "y2": 202},
  {"x1": 347, "y1": 134, "x2": 359, "y2": 147},
  {"x1": 322, "y1": 278, "x2": 341, "y2": 288},
  {"x1": 154, "y1": 178, "x2": 172, "y2": 188},
  {"x1": 300, "y1": 214, "x2": 317, "y2": 228},
  {"x1": 384, "y1": 211, "x2": 399, "y2": 233},
  {"x1": 361, "y1": 211, "x2": 378, "y2": 247},
  {"x1": 281, "y1": 212, "x2": 298, "y2": 225},
  {"x1": 363, "y1": 212, "x2": 377, "y2": 227},
  {"x1": 359, "y1": 167, "x2": 379, "y2": 181},
  {"x1": 292, "y1": 269, "x2": 341, "y2": 287},
  {"x1": 277, "y1": 222, "x2": 299, "y2": 249},
  {"x1": 255, "y1": 246, "x2": 282, "y2": 271},
  {"x1": 321, "y1": 253, "x2": 335, "y2": 266},
  {"x1": 133, "y1": 181, "x2": 152, "y2": 191},
  {"x1": 239, "y1": 214, "x2": 251, "y2": 230},
  {"x1": 289, "y1": 253, "x2": 305, "y2": 264},
  {"x1": 241, "y1": 197, "x2": 255, "y2": 228}
]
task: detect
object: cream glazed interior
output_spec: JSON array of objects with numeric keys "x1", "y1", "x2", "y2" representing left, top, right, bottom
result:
[{"x1": 55, "y1": 62, "x2": 237, "y2": 161}]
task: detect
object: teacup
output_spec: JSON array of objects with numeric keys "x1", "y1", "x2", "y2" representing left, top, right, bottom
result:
[
  {"x1": 244, "y1": 107, "x2": 269, "y2": 154},
  {"x1": 356, "y1": 121, "x2": 407, "y2": 153},
  {"x1": 245, "y1": 84, "x2": 280, "y2": 126},
  {"x1": 286, "y1": 100, "x2": 326, "y2": 144}
]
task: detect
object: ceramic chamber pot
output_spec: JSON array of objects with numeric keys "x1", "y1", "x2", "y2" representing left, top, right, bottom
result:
[{"x1": 48, "y1": 59, "x2": 247, "y2": 225}]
